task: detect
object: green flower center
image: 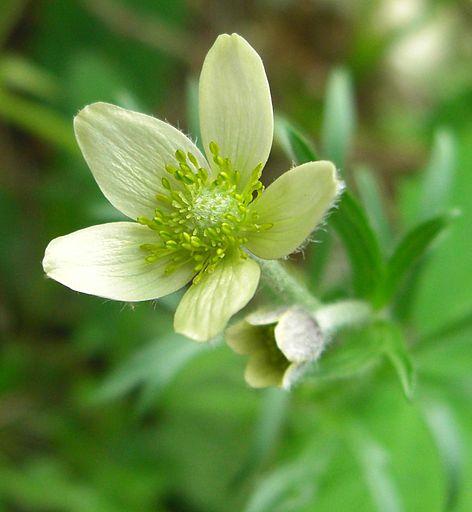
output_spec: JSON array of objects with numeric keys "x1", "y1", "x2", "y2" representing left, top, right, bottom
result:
[{"x1": 137, "y1": 142, "x2": 272, "y2": 283}]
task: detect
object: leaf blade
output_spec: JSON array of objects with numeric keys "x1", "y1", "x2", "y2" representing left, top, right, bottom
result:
[
  {"x1": 419, "y1": 129, "x2": 457, "y2": 220},
  {"x1": 330, "y1": 190, "x2": 385, "y2": 298},
  {"x1": 321, "y1": 67, "x2": 356, "y2": 168},
  {"x1": 376, "y1": 212, "x2": 456, "y2": 307},
  {"x1": 275, "y1": 115, "x2": 319, "y2": 164},
  {"x1": 92, "y1": 334, "x2": 204, "y2": 405}
]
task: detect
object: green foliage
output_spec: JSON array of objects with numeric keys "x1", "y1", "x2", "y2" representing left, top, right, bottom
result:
[
  {"x1": 355, "y1": 166, "x2": 392, "y2": 250},
  {"x1": 419, "y1": 129, "x2": 457, "y2": 220},
  {"x1": 277, "y1": 117, "x2": 385, "y2": 300},
  {"x1": 275, "y1": 115, "x2": 319, "y2": 164},
  {"x1": 321, "y1": 67, "x2": 356, "y2": 168},
  {"x1": 330, "y1": 191, "x2": 385, "y2": 298},
  {"x1": 374, "y1": 212, "x2": 456, "y2": 308},
  {"x1": 93, "y1": 333, "x2": 206, "y2": 410},
  {"x1": 0, "y1": 87, "x2": 77, "y2": 153},
  {"x1": 374, "y1": 321, "x2": 415, "y2": 400}
]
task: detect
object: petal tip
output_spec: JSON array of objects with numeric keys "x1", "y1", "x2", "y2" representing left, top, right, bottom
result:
[
  {"x1": 42, "y1": 237, "x2": 60, "y2": 276},
  {"x1": 74, "y1": 102, "x2": 117, "y2": 126},
  {"x1": 174, "y1": 318, "x2": 212, "y2": 343}
]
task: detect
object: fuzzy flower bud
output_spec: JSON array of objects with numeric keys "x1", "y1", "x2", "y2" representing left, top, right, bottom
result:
[{"x1": 226, "y1": 306, "x2": 325, "y2": 389}]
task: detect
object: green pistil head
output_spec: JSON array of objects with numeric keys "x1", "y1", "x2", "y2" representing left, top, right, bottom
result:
[{"x1": 138, "y1": 142, "x2": 272, "y2": 282}]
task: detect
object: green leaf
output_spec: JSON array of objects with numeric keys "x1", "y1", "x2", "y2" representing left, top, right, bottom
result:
[
  {"x1": 0, "y1": 87, "x2": 77, "y2": 154},
  {"x1": 355, "y1": 166, "x2": 391, "y2": 250},
  {"x1": 375, "y1": 212, "x2": 456, "y2": 308},
  {"x1": 275, "y1": 115, "x2": 319, "y2": 164},
  {"x1": 314, "y1": 320, "x2": 414, "y2": 399},
  {"x1": 275, "y1": 116, "x2": 384, "y2": 298},
  {"x1": 244, "y1": 442, "x2": 331, "y2": 512},
  {"x1": 330, "y1": 190, "x2": 385, "y2": 298},
  {"x1": 321, "y1": 67, "x2": 356, "y2": 168},
  {"x1": 233, "y1": 388, "x2": 290, "y2": 485},
  {"x1": 347, "y1": 424, "x2": 404, "y2": 512},
  {"x1": 92, "y1": 334, "x2": 204, "y2": 405},
  {"x1": 312, "y1": 327, "x2": 382, "y2": 381},
  {"x1": 0, "y1": 458, "x2": 116, "y2": 512},
  {"x1": 419, "y1": 129, "x2": 457, "y2": 220},
  {"x1": 421, "y1": 400, "x2": 464, "y2": 512},
  {"x1": 376, "y1": 321, "x2": 415, "y2": 400},
  {"x1": 67, "y1": 52, "x2": 135, "y2": 109},
  {"x1": 0, "y1": 54, "x2": 60, "y2": 99},
  {"x1": 307, "y1": 228, "x2": 332, "y2": 293},
  {"x1": 417, "y1": 309, "x2": 472, "y2": 352}
]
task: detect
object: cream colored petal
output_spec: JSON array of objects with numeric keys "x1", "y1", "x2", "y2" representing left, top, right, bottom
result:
[
  {"x1": 74, "y1": 102, "x2": 208, "y2": 220},
  {"x1": 225, "y1": 320, "x2": 261, "y2": 355},
  {"x1": 245, "y1": 351, "x2": 289, "y2": 388},
  {"x1": 245, "y1": 161, "x2": 342, "y2": 259},
  {"x1": 42, "y1": 222, "x2": 194, "y2": 301},
  {"x1": 199, "y1": 33, "x2": 273, "y2": 188},
  {"x1": 275, "y1": 307, "x2": 324, "y2": 363},
  {"x1": 282, "y1": 362, "x2": 310, "y2": 390},
  {"x1": 245, "y1": 307, "x2": 287, "y2": 326},
  {"x1": 174, "y1": 253, "x2": 260, "y2": 342}
]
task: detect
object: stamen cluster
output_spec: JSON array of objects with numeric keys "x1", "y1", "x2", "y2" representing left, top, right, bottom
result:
[{"x1": 138, "y1": 142, "x2": 272, "y2": 283}]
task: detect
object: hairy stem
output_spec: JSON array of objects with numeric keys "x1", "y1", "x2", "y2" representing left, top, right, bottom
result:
[
  {"x1": 259, "y1": 259, "x2": 372, "y2": 336},
  {"x1": 314, "y1": 300, "x2": 372, "y2": 334},
  {"x1": 258, "y1": 259, "x2": 321, "y2": 311}
]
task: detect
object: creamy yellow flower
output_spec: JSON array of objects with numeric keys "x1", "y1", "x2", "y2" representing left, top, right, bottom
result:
[
  {"x1": 226, "y1": 307, "x2": 324, "y2": 389},
  {"x1": 42, "y1": 34, "x2": 341, "y2": 342}
]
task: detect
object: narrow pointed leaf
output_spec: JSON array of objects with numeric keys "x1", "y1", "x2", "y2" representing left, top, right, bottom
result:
[
  {"x1": 375, "y1": 321, "x2": 415, "y2": 400},
  {"x1": 347, "y1": 424, "x2": 404, "y2": 512},
  {"x1": 92, "y1": 334, "x2": 203, "y2": 404},
  {"x1": 418, "y1": 309, "x2": 472, "y2": 352},
  {"x1": 321, "y1": 67, "x2": 355, "y2": 168},
  {"x1": 330, "y1": 190, "x2": 385, "y2": 298},
  {"x1": 275, "y1": 115, "x2": 319, "y2": 164},
  {"x1": 385, "y1": 337, "x2": 415, "y2": 401},
  {"x1": 419, "y1": 129, "x2": 456, "y2": 220},
  {"x1": 375, "y1": 212, "x2": 456, "y2": 307},
  {"x1": 0, "y1": 87, "x2": 77, "y2": 154},
  {"x1": 244, "y1": 443, "x2": 330, "y2": 512},
  {"x1": 0, "y1": 54, "x2": 59, "y2": 99},
  {"x1": 355, "y1": 166, "x2": 391, "y2": 250},
  {"x1": 275, "y1": 118, "x2": 384, "y2": 299},
  {"x1": 313, "y1": 326, "x2": 382, "y2": 381},
  {"x1": 233, "y1": 388, "x2": 289, "y2": 485},
  {"x1": 421, "y1": 400, "x2": 464, "y2": 512}
]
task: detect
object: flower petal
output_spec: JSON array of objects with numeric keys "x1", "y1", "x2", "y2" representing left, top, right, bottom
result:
[
  {"x1": 74, "y1": 102, "x2": 208, "y2": 220},
  {"x1": 282, "y1": 363, "x2": 309, "y2": 390},
  {"x1": 43, "y1": 222, "x2": 194, "y2": 301},
  {"x1": 275, "y1": 307, "x2": 324, "y2": 363},
  {"x1": 199, "y1": 33, "x2": 273, "y2": 188},
  {"x1": 245, "y1": 351, "x2": 289, "y2": 389},
  {"x1": 226, "y1": 320, "x2": 260, "y2": 355},
  {"x1": 174, "y1": 253, "x2": 260, "y2": 342},
  {"x1": 246, "y1": 161, "x2": 342, "y2": 259},
  {"x1": 245, "y1": 307, "x2": 287, "y2": 326}
]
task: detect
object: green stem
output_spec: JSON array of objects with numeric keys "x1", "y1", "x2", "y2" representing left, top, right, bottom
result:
[
  {"x1": 259, "y1": 259, "x2": 372, "y2": 336},
  {"x1": 258, "y1": 259, "x2": 321, "y2": 311},
  {"x1": 314, "y1": 300, "x2": 372, "y2": 335}
]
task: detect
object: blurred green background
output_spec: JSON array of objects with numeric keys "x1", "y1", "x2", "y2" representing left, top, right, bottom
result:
[{"x1": 0, "y1": 0, "x2": 471, "y2": 511}]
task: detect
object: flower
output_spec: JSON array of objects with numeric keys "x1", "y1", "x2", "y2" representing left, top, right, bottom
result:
[
  {"x1": 42, "y1": 33, "x2": 341, "y2": 342},
  {"x1": 226, "y1": 307, "x2": 324, "y2": 389}
]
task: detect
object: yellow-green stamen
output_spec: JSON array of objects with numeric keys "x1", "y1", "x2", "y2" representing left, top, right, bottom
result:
[{"x1": 138, "y1": 141, "x2": 272, "y2": 282}]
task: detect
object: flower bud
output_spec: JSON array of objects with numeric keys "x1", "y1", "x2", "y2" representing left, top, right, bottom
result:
[{"x1": 226, "y1": 306, "x2": 324, "y2": 389}]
